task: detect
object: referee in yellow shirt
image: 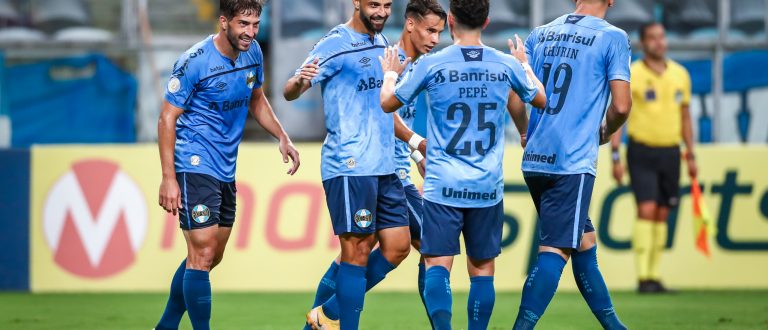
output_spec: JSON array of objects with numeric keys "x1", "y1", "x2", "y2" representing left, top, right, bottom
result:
[{"x1": 610, "y1": 22, "x2": 698, "y2": 294}]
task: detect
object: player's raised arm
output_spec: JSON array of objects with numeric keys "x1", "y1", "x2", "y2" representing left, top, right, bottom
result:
[
  {"x1": 283, "y1": 58, "x2": 319, "y2": 101},
  {"x1": 509, "y1": 35, "x2": 546, "y2": 109},
  {"x1": 157, "y1": 100, "x2": 184, "y2": 215},
  {"x1": 379, "y1": 46, "x2": 411, "y2": 113},
  {"x1": 250, "y1": 86, "x2": 300, "y2": 175},
  {"x1": 507, "y1": 90, "x2": 529, "y2": 148}
]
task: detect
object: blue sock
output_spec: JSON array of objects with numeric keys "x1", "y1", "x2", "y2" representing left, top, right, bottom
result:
[
  {"x1": 423, "y1": 266, "x2": 452, "y2": 330},
  {"x1": 312, "y1": 261, "x2": 339, "y2": 308},
  {"x1": 468, "y1": 276, "x2": 495, "y2": 330},
  {"x1": 418, "y1": 262, "x2": 433, "y2": 328},
  {"x1": 514, "y1": 252, "x2": 567, "y2": 330},
  {"x1": 334, "y1": 262, "x2": 367, "y2": 330},
  {"x1": 156, "y1": 259, "x2": 187, "y2": 330},
  {"x1": 322, "y1": 249, "x2": 395, "y2": 321},
  {"x1": 304, "y1": 262, "x2": 340, "y2": 330},
  {"x1": 572, "y1": 246, "x2": 627, "y2": 330},
  {"x1": 183, "y1": 269, "x2": 211, "y2": 330}
]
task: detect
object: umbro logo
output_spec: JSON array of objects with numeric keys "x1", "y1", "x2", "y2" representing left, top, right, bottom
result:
[
  {"x1": 215, "y1": 82, "x2": 227, "y2": 90},
  {"x1": 359, "y1": 57, "x2": 372, "y2": 65}
]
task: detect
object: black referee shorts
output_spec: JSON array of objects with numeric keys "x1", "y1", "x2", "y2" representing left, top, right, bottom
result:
[{"x1": 627, "y1": 139, "x2": 681, "y2": 208}]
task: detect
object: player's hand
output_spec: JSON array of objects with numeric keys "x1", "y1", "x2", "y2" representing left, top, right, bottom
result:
[
  {"x1": 612, "y1": 162, "x2": 624, "y2": 185},
  {"x1": 159, "y1": 177, "x2": 182, "y2": 215},
  {"x1": 279, "y1": 138, "x2": 301, "y2": 175},
  {"x1": 297, "y1": 58, "x2": 320, "y2": 84},
  {"x1": 508, "y1": 34, "x2": 528, "y2": 64},
  {"x1": 417, "y1": 159, "x2": 426, "y2": 179},
  {"x1": 686, "y1": 155, "x2": 698, "y2": 179},
  {"x1": 379, "y1": 46, "x2": 411, "y2": 76}
]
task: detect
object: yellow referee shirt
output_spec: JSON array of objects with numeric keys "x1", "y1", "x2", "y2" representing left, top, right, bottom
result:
[{"x1": 628, "y1": 59, "x2": 692, "y2": 147}]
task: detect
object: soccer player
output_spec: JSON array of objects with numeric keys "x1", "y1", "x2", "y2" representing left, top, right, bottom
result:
[
  {"x1": 283, "y1": 1, "x2": 412, "y2": 329},
  {"x1": 610, "y1": 22, "x2": 697, "y2": 294},
  {"x1": 154, "y1": 1, "x2": 300, "y2": 329},
  {"x1": 512, "y1": 0, "x2": 631, "y2": 329},
  {"x1": 297, "y1": 1, "x2": 446, "y2": 328},
  {"x1": 380, "y1": 0, "x2": 546, "y2": 328}
]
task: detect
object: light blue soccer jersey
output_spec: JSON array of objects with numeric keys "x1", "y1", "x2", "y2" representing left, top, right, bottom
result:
[
  {"x1": 297, "y1": 24, "x2": 395, "y2": 181},
  {"x1": 395, "y1": 45, "x2": 537, "y2": 208},
  {"x1": 394, "y1": 47, "x2": 418, "y2": 185},
  {"x1": 522, "y1": 14, "x2": 631, "y2": 176},
  {"x1": 166, "y1": 35, "x2": 264, "y2": 182}
]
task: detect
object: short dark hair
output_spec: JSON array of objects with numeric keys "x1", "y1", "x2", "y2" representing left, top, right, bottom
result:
[
  {"x1": 450, "y1": 0, "x2": 489, "y2": 29},
  {"x1": 639, "y1": 21, "x2": 663, "y2": 41},
  {"x1": 405, "y1": 0, "x2": 448, "y2": 22},
  {"x1": 221, "y1": 0, "x2": 264, "y2": 20}
]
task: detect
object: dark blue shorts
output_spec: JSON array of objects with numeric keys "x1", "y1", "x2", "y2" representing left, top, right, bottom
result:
[
  {"x1": 177, "y1": 172, "x2": 236, "y2": 230},
  {"x1": 420, "y1": 200, "x2": 504, "y2": 260},
  {"x1": 524, "y1": 172, "x2": 596, "y2": 250},
  {"x1": 404, "y1": 184, "x2": 424, "y2": 241},
  {"x1": 322, "y1": 174, "x2": 409, "y2": 235}
]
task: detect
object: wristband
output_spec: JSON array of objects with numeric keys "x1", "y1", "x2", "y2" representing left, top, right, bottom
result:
[
  {"x1": 611, "y1": 150, "x2": 620, "y2": 162},
  {"x1": 521, "y1": 62, "x2": 533, "y2": 72},
  {"x1": 408, "y1": 134, "x2": 425, "y2": 150},
  {"x1": 410, "y1": 150, "x2": 424, "y2": 163},
  {"x1": 384, "y1": 71, "x2": 399, "y2": 81}
]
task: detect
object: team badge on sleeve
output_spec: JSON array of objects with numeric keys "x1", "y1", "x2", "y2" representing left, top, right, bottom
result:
[{"x1": 168, "y1": 77, "x2": 181, "y2": 93}]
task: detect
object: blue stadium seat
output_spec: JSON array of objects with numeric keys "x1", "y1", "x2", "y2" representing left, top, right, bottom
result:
[
  {"x1": 731, "y1": 0, "x2": 765, "y2": 35},
  {"x1": 281, "y1": 0, "x2": 324, "y2": 39}
]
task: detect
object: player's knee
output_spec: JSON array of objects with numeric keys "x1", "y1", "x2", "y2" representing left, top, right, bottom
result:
[
  {"x1": 188, "y1": 246, "x2": 217, "y2": 271},
  {"x1": 384, "y1": 243, "x2": 411, "y2": 265}
]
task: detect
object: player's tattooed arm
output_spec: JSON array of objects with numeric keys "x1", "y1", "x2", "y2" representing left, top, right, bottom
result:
[
  {"x1": 508, "y1": 35, "x2": 547, "y2": 109},
  {"x1": 157, "y1": 101, "x2": 184, "y2": 215},
  {"x1": 250, "y1": 87, "x2": 301, "y2": 175},
  {"x1": 284, "y1": 58, "x2": 319, "y2": 101},
  {"x1": 601, "y1": 80, "x2": 632, "y2": 145},
  {"x1": 506, "y1": 90, "x2": 528, "y2": 148},
  {"x1": 379, "y1": 46, "x2": 411, "y2": 113}
]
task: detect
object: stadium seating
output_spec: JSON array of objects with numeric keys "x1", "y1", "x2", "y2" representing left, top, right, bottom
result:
[
  {"x1": 730, "y1": 0, "x2": 765, "y2": 35},
  {"x1": 0, "y1": 0, "x2": 21, "y2": 28},
  {"x1": 543, "y1": 0, "x2": 575, "y2": 24},
  {"x1": 486, "y1": 0, "x2": 529, "y2": 38},
  {"x1": 663, "y1": 0, "x2": 718, "y2": 38},
  {"x1": 281, "y1": 0, "x2": 325, "y2": 39},
  {"x1": 605, "y1": 0, "x2": 654, "y2": 34}
]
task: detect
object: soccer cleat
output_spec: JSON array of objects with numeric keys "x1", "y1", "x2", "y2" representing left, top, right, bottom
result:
[{"x1": 306, "y1": 306, "x2": 339, "y2": 330}]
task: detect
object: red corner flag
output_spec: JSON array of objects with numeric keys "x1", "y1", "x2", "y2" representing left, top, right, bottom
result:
[{"x1": 691, "y1": 178, "x2": 714, "y2": 257}]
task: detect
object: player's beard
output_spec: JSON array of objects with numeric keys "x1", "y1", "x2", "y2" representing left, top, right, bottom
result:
[
  {"x1": 360, "y1": 11, "x2": 387, "y2": 33},
  {"x1": 227, "y1": 29, "x2": 252, "y2": 52}
]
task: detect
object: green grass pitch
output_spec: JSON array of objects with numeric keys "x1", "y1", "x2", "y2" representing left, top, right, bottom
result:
[{"x1": 2, "y1": 291, "x2": 767, "y2": 329}]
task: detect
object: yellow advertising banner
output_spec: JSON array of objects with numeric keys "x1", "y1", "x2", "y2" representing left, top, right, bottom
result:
[{"x1": 30, "y1": 144, "x2": 768, "y2": 292}]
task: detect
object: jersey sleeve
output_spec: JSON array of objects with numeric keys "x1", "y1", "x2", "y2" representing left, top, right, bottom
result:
[
  {"x1": 605, "y1": 31, "x2": 632, "y2": 82},
  {"x1": 394, "y1": 57, "x2": 431, "y2": 105},
  {"x1": 508, "y1": 59, "x2": 538, "y2": 103},
  {"x1": 251, "y1": 41, "x2": 265, "y2": 89},
  {"x1": 295, "y1": 35, "x2": 343, "y2": 86},
  {"x1": 681, "y1": 67, "x2": 692, "y2": 105},
  {"x1": 524, "y1": 29, "x2": 536, "y2": 61},
  {"x1": 164, "y1": 52, "x2": 202, "y2": 109}
]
